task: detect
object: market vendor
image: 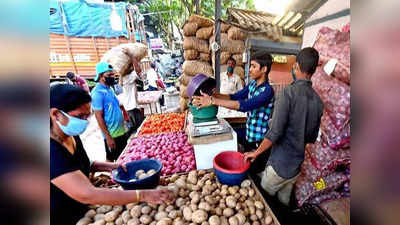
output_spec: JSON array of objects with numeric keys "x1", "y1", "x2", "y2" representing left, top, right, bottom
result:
[
  {"x1": 244, "y1": 47, "x2": 324, "y2": 207},
  {"x1": 192, "y1": 52, "x2": 274, "y2": 175},
  {"x1": 220, "y1": 57, "x2": 244, "y2": 95},
  {"x1": 50, "y1": 84, "x2": 175, "y2": 225}
]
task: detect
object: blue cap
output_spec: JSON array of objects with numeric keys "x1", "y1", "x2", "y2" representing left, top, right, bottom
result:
[{"x1": 95, "y1": 62, "x2": 114, "y2": 81}]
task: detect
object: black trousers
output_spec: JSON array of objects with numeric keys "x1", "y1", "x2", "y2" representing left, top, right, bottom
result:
[
  {"x1": 104, "y1": 133, "x2": 128, "y2": 161},
  {"x1": 243, "y1": 140, "x2": 271, "y2": 175},
  {"x1": 127, "y1": 108, "x2": 144, "y2": 135}
]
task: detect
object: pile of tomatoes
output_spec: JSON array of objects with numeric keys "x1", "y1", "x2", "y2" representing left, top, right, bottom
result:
[{"x1": 139, "y1": 112, "x2": 186, "y2": 135}]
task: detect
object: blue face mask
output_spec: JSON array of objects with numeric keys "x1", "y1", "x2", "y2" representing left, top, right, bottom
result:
[{"x1": 56, "y1": 111, "x2": 89, "y2": 136}]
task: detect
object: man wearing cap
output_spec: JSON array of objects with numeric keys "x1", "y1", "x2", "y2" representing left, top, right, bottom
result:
[
  {"x1": 66, "y1": 72, "x2": 90, "y2": 93},
  {"x1": 91, "y1": 62, "x2": 128, "y2": 162}
]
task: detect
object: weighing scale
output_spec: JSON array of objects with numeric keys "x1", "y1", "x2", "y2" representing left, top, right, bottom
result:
[{"x1": 191, "y1": 117, "x2": 231, "y2": 137}]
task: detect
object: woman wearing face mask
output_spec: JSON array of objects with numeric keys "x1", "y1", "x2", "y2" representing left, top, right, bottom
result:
[{"x1": 50, "y1": 84, "x2": 175, "y2": 225}]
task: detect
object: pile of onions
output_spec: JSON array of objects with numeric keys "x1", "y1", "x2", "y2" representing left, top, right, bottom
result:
[{"x1": 117, "y1": 131, "x2": 196, "y2": 175}]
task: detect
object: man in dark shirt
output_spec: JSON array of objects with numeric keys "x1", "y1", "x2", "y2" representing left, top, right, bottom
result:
[{"x1": 244, "y1": 47, "x2": 324, "y2": 206}]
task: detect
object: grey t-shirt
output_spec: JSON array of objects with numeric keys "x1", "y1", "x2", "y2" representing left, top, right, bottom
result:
[{"x1": 265, "y1": 79, "x2": 324, "y2": 179}]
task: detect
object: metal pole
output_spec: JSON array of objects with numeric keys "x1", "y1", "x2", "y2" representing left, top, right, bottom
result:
[{"x1": 214, "y1": 0, "x2": 221, "y2": 92}]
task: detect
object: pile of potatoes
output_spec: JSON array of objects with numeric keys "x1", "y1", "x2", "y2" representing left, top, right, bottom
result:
[
  {"x1": 128, "y1": 169, "x2": 157, "y2": 182},
  {"x1": 76, "y1": 170, "x2": 274, "y2": 225}
]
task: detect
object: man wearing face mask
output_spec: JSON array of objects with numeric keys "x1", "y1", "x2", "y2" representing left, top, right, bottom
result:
[
  {"x1": 244, "y1": 48, "x2": 324, "y2": 207},
  {"x1": 91, "y1": 62, "x2": 128, "y2": 162},
  {"x1": 220, "y1": 57, "x2": 244, "y2": 95}
]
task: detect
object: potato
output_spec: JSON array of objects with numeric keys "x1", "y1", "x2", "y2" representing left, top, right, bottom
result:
[
  {"x1": 223, "y1": 208, "x2": 234, "y2": 217},
  {"x1": 235, "y1": 214, "x2": 246, "y2": 225},
  {"x1": 198, "y1": 170, "x2": 206, "y2": 176},
  {"x1": 220, "y1": 217, "x2": 229, "y2": 225},
  {"x1": 97, "y1": 206, "x2": 113, "y2": 214},
  {"x1": 76, "y1": 217, "x2": 91, "y2": 225},
  {"x1": 122, "y1": 211, "x2": 131, "y2": 223},
  {"x1": 142, "y1": 206, "x2": 152, "y2": 214},
  {"x1": 183, "y1": 207, "x2": 192, "y2": 221},
  {"x1": 105, "y1": 211, "x2": 119, "y2": 222},
  {"x1": 175, "y1": 178, "x2": 186, "y2": 188},
  {"x1": 240, "y1": 180, "x2": 251, "y2": 188},
  {"x1": 190, "y1": 203, "x2": 198, "y2": 211},
  {"x1": 228, "y1": 216, "x2": 239, "y2": 225},
  {"x1": 147, "y1": 169, "x2": 156, "y2": 176},
  {"x1": 173, "y1": 219, "x2": 185, "y2": 225},
  {"x1": 126, "y1": 203, "x2": 137, "y2": 210},
  {"x1": 192, "y1": 184, "x2": 201, "y2": 191},
  {"x1": 244, "y1": 222, "x2": 250, "y2": 225},
  {"x1": 234, "y1": 193, "x2": 241, "y2": 199},
  {"x1": 202, "y1": 185, "x2": 213, "y2": 195},
  {"x1": 178, "y1": 189, "x2": 188, "y2": 198},
  {"x1": 115, "y1": 217, "x2": 123, "y2": 225},
  {"x1": 192, "y1": 210, "x2": 208, "y2": 223},
  {"x1": 252, "y1": 222, "x2": 260, "y2": 225},
  {"x1": 215, "y1": 207, "x2": 223, "y2": 216},
  {"x1": 228, "y1": 186, "x2": 239, "y2": 195},
  {"x1": 265, "y1": 216, "x2": 272, "y2": 225},
  {"x1": 239, "y1": 189, "x2": 248, "y2": 197},
  {"x1": 197, "y1": 179, "x2": 205, "y2": 187},
  {"x1": 106, "y1": 223, "x2": 115, "y2": 225},
  {"x1": 248, "y1": 206, "x2": 255, "y2": 215},
  {"x1": 254, "y1": 201, "x2": 264, "y2": 210},
  {"x1": 155, "y1": 212, "x2": 168, "y2": 221},
  {"x1": 221, "y1": 185, "x2": 228, "y2": 190},
  {"x1": 219, "y1": 203, "x2": 226, "y2": 209},
  {"x1": 199, "y1": 202, "x2": 211, "y2": 211},
  {"x1": 248, "y1": 189, "x2": 255, "y2": 197},
  {"x1": 220, "y1": 189, "x2": 228, "y2": 196},
  {"x1": 140, "y1": 215, "x2": 152, "y2": 224},
  {"x1": 170, "y1": 174, "x2": 179, "y2": 182},
  {"x1": 156, "y1": 218, "x2": 172, "y2": 225},
  {"x1": 190, "y1": 192, "x2": 201, "y2": 204},
  {"x1": 150, "y1": 221, "x2": 157, "y2": 225},
  {"x1": 94, "y1": 214, "x2": 106, "y2": 221},
  {"x1": 165, "y1": 205, "x2": 175, "y2": 213},
  {"x1": 255, "y1": 210, "x2": 263, "y2": 220},
  {"x1": 187, "y1": 171, "x2": 198, "y2": 184},
  {"x1": 130, "y1": 205, "x2": 142, "y2": 218},
  {"x1": 138, "y1": 173, "x2": 149, "y2": 180},
  {"x1": 235, "y1": 203, "x2": 242, "y2": 211},
  {"x1": 168, "y1": 210, "x2": 179, "y2": 219},
  {"x1": 150, "y1": 210, "x2": 157, "y2": 218},
  {"x1": 209, "y1": 215, "x2": 220, "y2": 225},
  {"x1": 127, "y1": 218, "x2": 140, "y2": 225},
  {"x1": 244, "y1": 200, "x2": 254, "y2": 207},
  {"x1": 94, "y1": 220, "x2": 106, "y2": 225},
  {"x1": 85, "y1": 209, "x2": 97, "y2": 218},
  {"x1": 226, "y1": 196, "x2": 237, "y2": 208},
  {"x1": 135, "y1": 170, "x2": 145, "y2": 177},
  {"x1": 249, "y1": 215, "x2": 257, "y2": 222},
  {"x1": 216, "y1": 196, "x2": 221, "y2": 201}
]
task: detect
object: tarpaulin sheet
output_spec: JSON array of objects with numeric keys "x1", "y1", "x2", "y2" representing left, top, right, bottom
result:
[{"x1": 49, "y1": 0, "x2": 128, "y2": 38}]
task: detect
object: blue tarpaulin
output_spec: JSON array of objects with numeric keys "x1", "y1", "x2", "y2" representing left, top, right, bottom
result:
[{"x1": 49, "y1": 0, "x2": 128, "y2": 38}]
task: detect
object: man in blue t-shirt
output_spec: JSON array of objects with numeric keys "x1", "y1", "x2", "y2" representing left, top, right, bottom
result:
[
  {"x1": 192, "y1": 52, "x2": 274, "y2": 174},
  {"x1": 91, "y1": 62, "x2": 128, "y2": 161}
]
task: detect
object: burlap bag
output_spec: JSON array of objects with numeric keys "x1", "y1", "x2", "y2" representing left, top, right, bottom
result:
[
  {"x1": 234, "y1": 66, "x2": 245, "y2": 79},
  {"x1": 221, "y1": 22, "x2": 231, "y2": 33},
  {"x1": 101, "y1": 43, "x2": 148, "y2": 76},
  {"x1": 183, "y1": 37, "x2": 209, "y2": 53},
  {"x1": 179, "y1": 84, "x2": 188, "y2": 98},
  {"x1": 189, "y1": 14, "x2": 214, "y2": 27},
  {"x1": 199, "y1": 53, "x2": 211, "y2": 62},
  {"x1": 183, "y1": 60, "x2": 214, "y2": 77},
  {"x1": 183, "y1": 22, "x2": 198, "y2": 36},
  {"x1": 227, "y1": 27, "x2": 247, "y2": 40},
  {"x1": 184, "y1": 49, "x2": 199, "y2": 60},
  {"x1": 232, "y1": 54, "x2": 244, "y2": 66},
  {"x1": 179, "y1": 73, "x2": 193, "y2": 86},
  {"x1": 196, "y1": 26, "x2": 214, "y2": 40},
  {"x1": 211, "y1": 51, "x2": 231, "y2": 67},
  {"x1": 209, "y1": 34, "x2": 244, "y2": 54}
]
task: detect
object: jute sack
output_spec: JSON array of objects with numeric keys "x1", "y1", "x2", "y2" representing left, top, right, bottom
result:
[
  {"x1": 227, "y1": 26, "x2": 247, "y2": 40},
  {"x1": 101, "y1": 43, "x2": 147, "y2": 76},
  {"x1": 199, "y1": 53, "x2": 211, "y2": 62},
  {"x1": 179, "y1": 84, "x2": 188, "y2": 98},
  {"x1": 183, "y1": 37, "x2": 209, "y2": 53},
  {"x1": 189, "y1": 14, "x2": 214, "y2": 27},
  {"x1": 211, "y1": 51, "x2": 231, "y2": 67},
  {"x1": 183, "y1": 22, "x2": 198, "y2": 36},
  {"x1": 183, "y1": 60, "x2": 214, "y2": 77},
  {"x1": 196, "y1": 26, "x2": 214, "y2": 40},
  {"x1": 209, "y1": 34, "x2": 244, "y2": 54},
  {"x1": 179, "y1": 73, "x2": 193, "y2": 86},
  {"x1": 184, "y1": 49, "x2": 199, "y2": 60},
  {"x1": 221, "y1": 23, "x2": 231, "y2": 33},
  {"x1": 180, "y1": 97, "x2": 189, "y2": 112},
  {"x1": 232, "y1": 54, "x2": 244, "y2": 66},
  {"x1": 234, "y1": 66, "x2": 245, "y2": 79}
]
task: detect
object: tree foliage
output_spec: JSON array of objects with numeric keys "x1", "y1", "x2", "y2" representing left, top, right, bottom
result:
[{"x1": 128, "y1": 0, "x2": 255, "y2": 48}]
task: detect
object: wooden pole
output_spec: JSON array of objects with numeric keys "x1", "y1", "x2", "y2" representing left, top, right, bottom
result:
[
  {"x1": 64, "y1": 35, "x2": 78, "y2": 74},
  {"x1": 92, "y1": 36, "x2": 100, "y2": 62},
  {"x1": 214, "y1": 0, "x2": 221, "y2": 92}
]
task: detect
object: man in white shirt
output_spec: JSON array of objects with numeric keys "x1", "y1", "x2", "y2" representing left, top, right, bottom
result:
[
  {"x1": 147, "y1": 63, "x2": 159, "y2": 91},
  {"x1": 120, "y1": 48, "x2": 145, "y2": 135},
  {"x1": 220, "y1": 57, "x2": 244, "y2": 95}
]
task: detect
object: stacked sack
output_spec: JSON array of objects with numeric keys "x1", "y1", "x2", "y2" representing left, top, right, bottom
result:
[
  {"x1": 295, "y1": 24, "x2": 351, "y2": 207},
  {"x1": 210, "y1": 24, "x2": 247, "y2": 83},
  {"x1": 180, "y1": 14, "x2": 214, "y2": 111}
]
